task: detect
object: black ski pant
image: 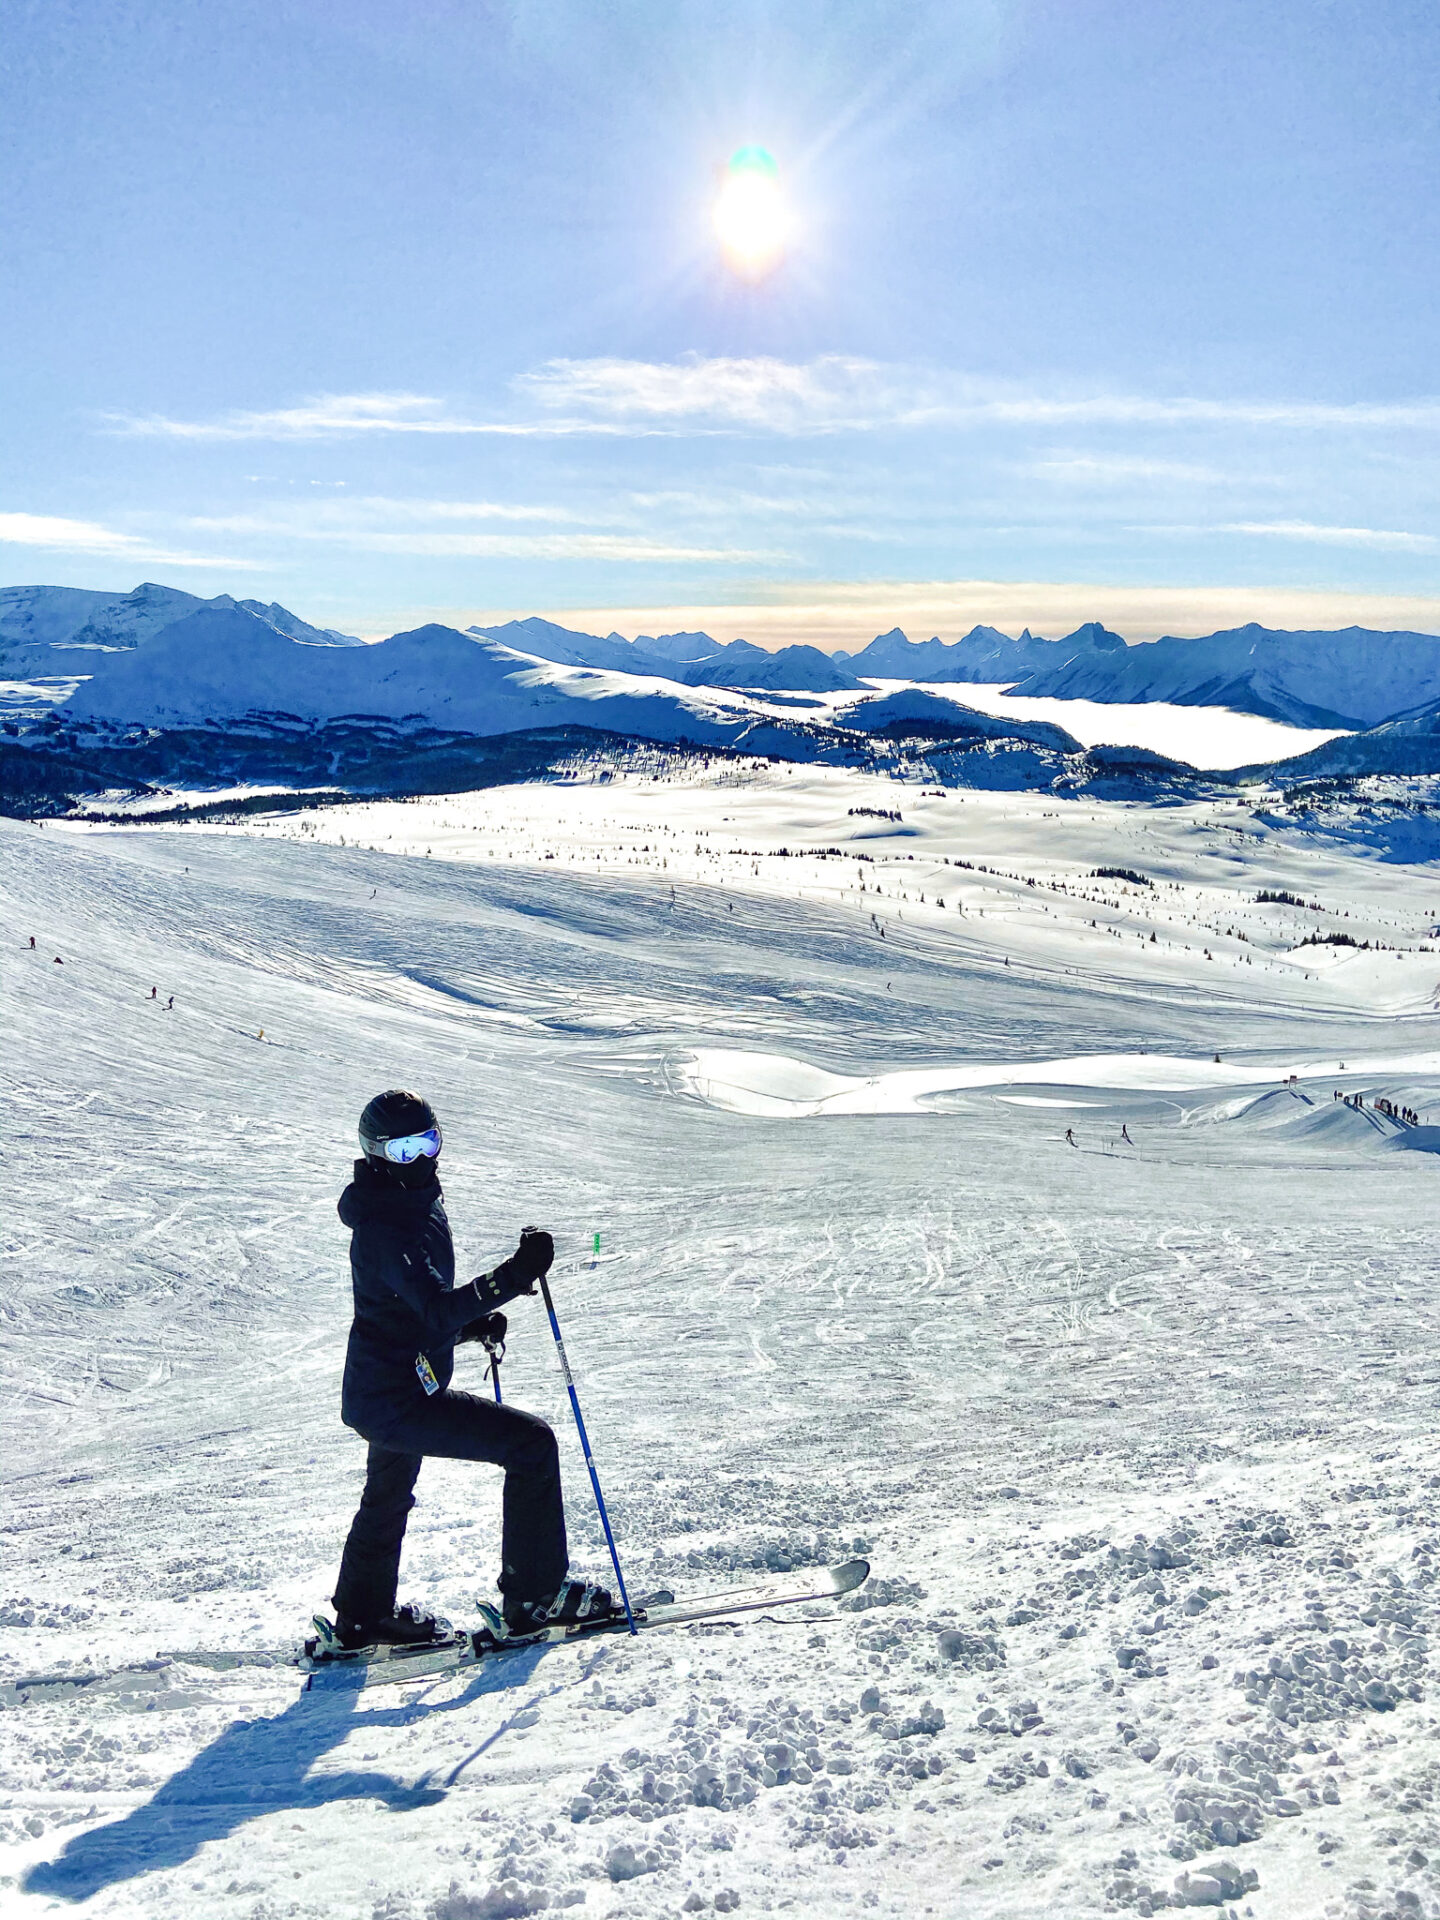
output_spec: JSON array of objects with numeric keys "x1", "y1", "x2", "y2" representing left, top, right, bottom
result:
[{"x1": 333, "y1": 1389, "x2": 568, "y2": 1626}]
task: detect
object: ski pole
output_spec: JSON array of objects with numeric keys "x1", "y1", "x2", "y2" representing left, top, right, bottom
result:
[
  {"x1": 537, "y1": 1272, "x2": 637, "y2": 1634},
  {"x1": 483, "y1": 1338, "x2": 503, "y2": 1404}
]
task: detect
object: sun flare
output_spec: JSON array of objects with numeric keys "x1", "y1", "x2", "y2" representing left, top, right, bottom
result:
[{"x1": 715, "y1": 146, "x2": 786, "y2": 277}]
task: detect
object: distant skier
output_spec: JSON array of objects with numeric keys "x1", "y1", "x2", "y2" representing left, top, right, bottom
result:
[
  {"x1": 1065, "y1": 1127, "x2": 1077, "y2": 1147},
  {"x1": 329, "y1": 1089, "x2": 620, "y2": 1650},
  {"x1": 28, "y1": 935, "x2": 35, "y2": 949},
  {"x1": 150, "y1": 986, "x2": 158, "y2": 1000},
  {"x1": 1121, "y1": 1123, "x2": 1132, "y2": 1145},
  {"x1": 166, "y1": 995, "x2": 174, "y2": 1009}
]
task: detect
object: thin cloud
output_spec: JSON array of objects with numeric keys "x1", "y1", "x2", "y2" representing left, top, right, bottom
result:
[
  {"x1": 354, "y1": 532, "x2": 775, "y2": 561},
  {"x1": 522, "y1": 355, "x2": 1440, "y2": 435},
  {"x1": 1218, "y1": 519, "x2": 1438, "y2": 552},
  {"x1": 1031, "y1": 454, "x2": 1239, "y2": 486},
  {"x1": 104, "y1": 392, "x2": 649, "y2": 442},
  {"x1": 0, "y1": 510, "x2": 254, "y2": 568},
  {"x1": 104, "y1": 364, "x2": 1440, "y2": 444},
  {"x1": 189, "y1": 496, "x2": 585, "y2": 535},
  {"x1": 182, "y1": 500, "x2": 773, "y2": 562},
  {"x1": 183, "y1": 506, "x2": 779, "y2": 560}
]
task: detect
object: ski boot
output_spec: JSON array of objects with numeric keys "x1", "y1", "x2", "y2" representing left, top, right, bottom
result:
[
  {"x1": 483, "y1": 1577, "x2": 622, "y2": 1643},
  {"x1": 332, "y1": 1603, "x2": 444, "y2": 1652}
]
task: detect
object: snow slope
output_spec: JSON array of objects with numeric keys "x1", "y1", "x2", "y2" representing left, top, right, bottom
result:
[{"x1": 5, "y1": 767, "x2": 1440, "y2": 1919}]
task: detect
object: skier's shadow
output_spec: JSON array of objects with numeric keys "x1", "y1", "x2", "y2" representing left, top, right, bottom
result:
[{"x1": 23, "y1": 1645, "x2": 549, "y2": 1903}]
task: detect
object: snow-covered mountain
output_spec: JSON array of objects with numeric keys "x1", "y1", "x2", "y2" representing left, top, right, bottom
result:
[
  {"x1": 467, "y1": 617, "x2": 651, "y2": 676},
  {"x1": 471, "y1": 621, "x2": 862, "y2": 692},
  {"x1": 0, "y1": 582, "x2": 359, "y2": 678},
  {"x1": 0, "y1": 584, "x2": 121, "y2": 657},
  {"x1": 63, "y1": 605, "x2": 777, "y2": 748},
  {"x1": 630, "y1": 628, "x2": 721, "y2": 664},
  {"x1": 1017, "y1": 622, "x2": 1440, "y2": 728},
  {"x1": 839, "y1": 621, "x2": 1126, "y2": 685},
  {"x1": 234, "y1": 599, "x2": 362, "y2": 647},
  {"x1": 667, "y1": 640, "x2": 864, "y2": 693}
]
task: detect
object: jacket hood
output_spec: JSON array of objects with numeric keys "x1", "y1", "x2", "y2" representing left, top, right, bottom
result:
[{"x1": 338, "y1": 1155, "x2": 442, "y2": 1228}]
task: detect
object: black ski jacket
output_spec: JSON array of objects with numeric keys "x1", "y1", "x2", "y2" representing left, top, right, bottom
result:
[{"x1": 337, "y1": 1158, "x2": 531, "y2": 1443}]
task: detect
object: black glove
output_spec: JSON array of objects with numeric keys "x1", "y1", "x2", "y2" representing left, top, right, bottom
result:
[
  {"x1": 456, "y1": 1310, "x2": 507, "y2": 1347},
  {"x1": 471, "y1": 1227, "x2": 555, "y2": 1308},
  {"x1": 517, "y1": 1226, "x2": 554, "y2": 1278}
]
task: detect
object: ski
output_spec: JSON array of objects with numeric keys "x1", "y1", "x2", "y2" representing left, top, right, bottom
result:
[{"x1": 299, "y1": 1558, "x2": 870, "y2": 1692}]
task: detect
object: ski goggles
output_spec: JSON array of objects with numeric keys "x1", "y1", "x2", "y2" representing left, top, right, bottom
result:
[{"x1": 377, "y1": 1127, "x2": 442, "y2": 1164}]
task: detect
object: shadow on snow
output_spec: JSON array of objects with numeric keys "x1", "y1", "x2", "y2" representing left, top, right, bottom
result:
[{"x1": 24, "y1": 1643, "x2": 551, "y2": 1902}]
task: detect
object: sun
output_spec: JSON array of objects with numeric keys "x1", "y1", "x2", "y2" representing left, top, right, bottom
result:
[{"x1": 715, "y1": 146, "x2": 787, "y2": 278}]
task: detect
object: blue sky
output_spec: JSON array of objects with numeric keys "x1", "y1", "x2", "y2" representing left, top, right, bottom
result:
[{"x1": 3, "y1": 0, "x2": 1439, "y2": 644}]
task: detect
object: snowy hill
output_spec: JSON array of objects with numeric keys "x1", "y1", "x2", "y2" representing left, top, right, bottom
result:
[
  {"x1": 1245, "y1": 693, "x2": 1440, "y2": 780},
  {"x1": 4, "y1": 769, "x2": 1440, "y2": 1919},
  {"x1": 0, "y1": 582, "x2": 359, "y2": 677},
  {"x1": 844, "y1": 685, "x2": 1082, "y2": 752},
  {"x1": 1018, "y1": 622, "x2": 1440, "y2": 728}
]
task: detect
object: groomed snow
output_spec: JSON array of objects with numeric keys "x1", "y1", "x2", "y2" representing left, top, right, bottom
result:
[{"x1": 4, "y1": 763, "x2": 1440, "y2": 1920}]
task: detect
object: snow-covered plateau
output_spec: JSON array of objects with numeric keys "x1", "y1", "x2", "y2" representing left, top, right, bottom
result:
[{"x1": 5, "y1": 763, "x2": 1440, "y2": 1920}]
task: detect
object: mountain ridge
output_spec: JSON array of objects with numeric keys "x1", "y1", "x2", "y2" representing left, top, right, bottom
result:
[{"x1": 0, "y1": 581, "x2": 359, "y2": 678}]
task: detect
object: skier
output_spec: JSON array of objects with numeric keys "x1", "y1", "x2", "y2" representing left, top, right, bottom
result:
[
  {"x1": 1065, "y1": 1127, "x2": 1076, "y2": 1147},
  {"x1": 329, "y1": 1089, "x2": 620, "y2": 1651},
  {"x1": 1121, "y1": 1123, "x2": 1132, "y2": 1145}
]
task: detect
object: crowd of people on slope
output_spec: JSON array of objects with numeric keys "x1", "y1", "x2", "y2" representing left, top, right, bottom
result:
[{"x1": 1335, "y1": 1089, "x2": 1423, "y2": 1125}]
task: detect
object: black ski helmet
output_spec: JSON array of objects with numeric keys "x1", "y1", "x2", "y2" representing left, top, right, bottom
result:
[{"x1": 358, "y1": 1089, "x2": 442, "y2": 1165}]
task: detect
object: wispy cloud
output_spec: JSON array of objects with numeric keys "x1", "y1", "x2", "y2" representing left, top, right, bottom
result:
[
  {"x1": 0, "y1": 510, "x2": 253, "y2": 568},
  {"x1": 188, "y1": 496, "x2": 585, "y2": 535},
  {"x1": 1216, "y1": 519, "x2": 1438, "y2": 552},
  {"x1": 522, "y1": 356, "x2": 1440, "y2": 435},
  {"x1": 1031, "y1": 454, "x2": 1241, "y2": 486},
  {"x1": 104, "y1": 363, "x2": 1440, "y2": 444},
  {"x1": 104, "y1": 392, "x2": 637, "y2": 442},
  {"x1": 183, "y1": 500, "x2": 774, "y2": 564},
  {"x1": 337, "y1": 532, "x2": 773, "y2": 561}
]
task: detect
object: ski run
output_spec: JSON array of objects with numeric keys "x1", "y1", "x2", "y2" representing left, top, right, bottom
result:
[{"x1": 4, "y1": 759, "x2": 1440, "y2": 1920}]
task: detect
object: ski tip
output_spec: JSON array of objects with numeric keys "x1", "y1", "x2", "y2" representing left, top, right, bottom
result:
[{"x1": 831, "y1": 1558, "x2": 871, "y2": 1594}]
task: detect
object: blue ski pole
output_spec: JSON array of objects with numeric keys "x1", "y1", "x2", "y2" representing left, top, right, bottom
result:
[{"x1": 537, "y1": 1271, "x2": 636, "y2": 1634}]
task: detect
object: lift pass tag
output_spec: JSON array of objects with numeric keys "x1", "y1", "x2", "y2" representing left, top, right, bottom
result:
[{"x1": 415, "y1": 1352, "x2": 440, "y2": 1396}]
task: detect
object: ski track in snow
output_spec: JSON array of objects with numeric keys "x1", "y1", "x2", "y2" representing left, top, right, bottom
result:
[{"x1": 3, "y1": 766, "x2": 1440, "y2": 1920}]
